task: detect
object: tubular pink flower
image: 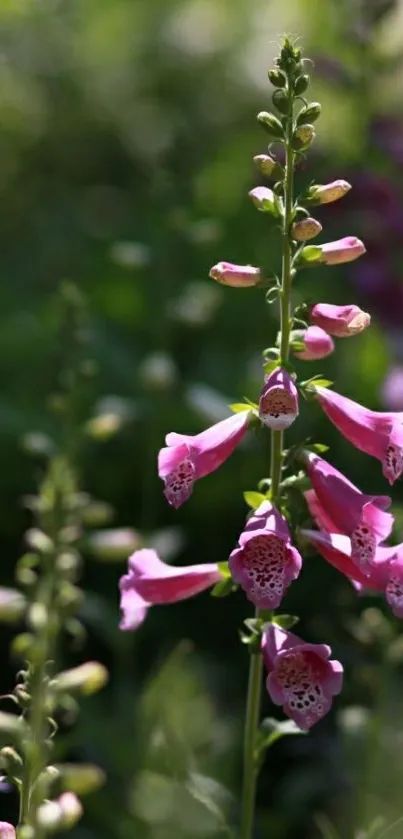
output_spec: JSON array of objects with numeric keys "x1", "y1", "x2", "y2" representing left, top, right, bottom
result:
[
  {"x1": 0, "y1": 826, "x2": 16, "y2": 839},
  {"x1": 209, "y1": 261, "x2": 261, "y2": 288},
  {"x1": 228, "y1": 501, "x2": 302, "y2": 608},
  {"x1": 248, "y1": 186, "x2": 277, "y2": 213},
  {"x1": 302, "y1": 451, "x2": 393, "y2": 573},
  {"x1": 259, "y1": 368, "x2": 298, "y2": 430},
  {"x1": 309, "y1": 303, "x2": 371, "y2": 337},
  {"x1": 307, "y1": 179, "x2": 352, "y2": 205},
  {"x1": 262, "y1": 624, "x2": 343, "y2": 730},
  {"x1": 317, "y1": 237, "x2": 366, "y2": 266},
  {"x1": 293, "y1": 326, "x2": 334, "y2": 361},
  {"x1": 300, "y1": 528, "x2": 403, "y2": 619},
  {"x1": 158, "y1": 410, "x2": 252, "y2": 507},
  {"x1": 119, "y1": 549, "x2": 222, "y2": 630},
  {"x1": 314, "y1": 385, "x2": 403, "y2": 485}
]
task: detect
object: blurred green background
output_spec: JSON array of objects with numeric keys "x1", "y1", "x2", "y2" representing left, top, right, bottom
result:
[{"x1": 2, "y1": 0, "x2": 403, "y2": 836}]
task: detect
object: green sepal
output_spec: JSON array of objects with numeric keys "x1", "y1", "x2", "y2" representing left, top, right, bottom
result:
[
  {"x1": 295, "y1": 245, "x2": 322, "y2": 265},
  {"x1": 257, "y1": 717, "x2": 306, "y2": 758},
  {"x1": 243, "y1": 491, "x2": 267, "y2": 510},
  {"x1": 272, "y1": 613, "x2": 299, "y2": 630},
  {"x1": 263, "y1": 358, "x2": 279, "y2": 376},
  {"x1": 211, "y1": 578, "x2": 237, "y2": 598},
  {"x1": 305, "y1": 441, "x2": 329, "y2": 454},
  {"x1": 229, "y1": 402, "x2": 254, "y2": 414}
]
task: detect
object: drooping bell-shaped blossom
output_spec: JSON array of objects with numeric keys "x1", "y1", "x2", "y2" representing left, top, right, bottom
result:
[
  {"x1": 302, "y1": 450, "x2": 393, "y2": 573},
  {"x1": 262, "y1": 624, "x2": 343, "y2": 730},
  {"x1": 209, "y1": 261, "x2": 261, "y2": 288},
  {"x1": 316, "y1": 237, "x2": 366, "y2": 266},
  {"x1": 307, "y1": 179, "x2": 352, "y2": 205},
  {"x1": 309, "y1": 303, "x2": 371, "y2": 337},
  {"x1": 248, "y1": 186, "x2": 277, "y2": 213},
  {"x1": 228, "y1": 501, "x2": 302, "y2": 608},
  {"x1": 293, "y1": 326, "x2": 334, "y2": 361},
  {"x1": 300, "y1": 528, "x2": 403, "y2": 619},
  {"x1": 119, "y1": 549, "x2": 222, "y2": 630},
  {"x1": 314, "y1": 385, "x2": 403, "y2": 485},
  {"x1": 259, "y1": 368, "x2": 298, "y2": 430},
  {"x1": 158, "y1": 409, "x2": 253, "y2": 508}
]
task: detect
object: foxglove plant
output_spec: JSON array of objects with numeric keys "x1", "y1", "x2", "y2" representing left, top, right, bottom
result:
[{"x1": 119, "y1": 37, "x2": 402, "y2": 839}]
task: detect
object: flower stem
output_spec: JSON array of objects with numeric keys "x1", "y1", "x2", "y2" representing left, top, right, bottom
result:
[{"x1": 240, "y1": 64, "x2": 295, "y2": 839}]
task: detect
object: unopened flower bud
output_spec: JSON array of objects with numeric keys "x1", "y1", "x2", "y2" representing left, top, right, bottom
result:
[
  {"x1": 297, "y1": 102, "x2": 322, "y2": 124},
  {"x1": 293, "y1": 124, "x2": 316, "y2": 149},
  {"x1": 268, "y1": 68, "x2": 286, "y2": 87},
  {"x1": 81, "y1": 500, "x2": 114, "y2": 527},
  {"x1": 253, "y1": 154, "x2": 284, "y2": 180},
  {"x1": 294, "y1": 74, "x2": 309, "y2": 95},
  {"x1": 292, "y1": 326, "x2": 334, "y2": 361},
  {"x1": 86, "y1": 527, "x2": 141, "y2": 561},
  {"x1": 291, "y1": 217, "x2": 322, "y2": 241},
  {"x1": 0, "y1": 588, "x2": 26, "y2": 623},
  {"x1": 256, "y1": 111, "x2": 284, "y2": 140},
  {"x1": 0, "y1": 747, "x2": 23, "y2": 777},
  {"x1": 272, "y1": 89, "x2": 288, "y2": 114},
  {"x1": 55, "y1": 662, "x2": 108, "y2": 696},
  {"x1": 316, "y1": 236, "x2": 366, "y2": 266},
  {"x1": 249, "y1": 186, "x2": 279, "y2": 215},
  {"x1": 306, "y1": 179, "x2": 352, "y2": 205},
  {"x1": 0, "y1": 824, "x2": 16, "y2": 839},
  {"x1": 56, "y1": 763, "x2": 105, "y2": 796},
  {"x1": 0, "y1": 711, "x2": 25, "y2": 742},
  {"x1": 209, "y1": 261, "x2": 261, "y2": 288},
  {"x1": 309, "y1": 303, "x2": 371, "y2": 337},
  {"x1": 25, "y1": 529, "x2": 53, "y2": 554},
  {"x1": 37, "y1": 792, "x2": 83, "y2": 831}
]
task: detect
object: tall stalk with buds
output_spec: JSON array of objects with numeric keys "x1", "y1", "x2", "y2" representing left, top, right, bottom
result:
[{"x1": 119, "y1": 37, "x2": 403, "y2": 839}]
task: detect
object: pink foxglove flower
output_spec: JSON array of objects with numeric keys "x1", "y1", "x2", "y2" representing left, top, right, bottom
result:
[
  {"x1": 228, "y1": 501, "x2": 302, "y2": 608},
  {"x1": 259, "y1": 368, "x2": 298, "y2": 430},
  {"x1": 0, "y1": 826, "x2": 15, "y2": 839},
  {"x1": 316, "y1": 237, "x2": 366, "y2": 265},
  {"x1": 209, "y1": 261, "x2": 261, "y2": 288},
  {"x1": 262, "y1": 624, "x2": 343, "y2": 729},
  {"x1": 314, "y1": 385, "x2": 403, "y2": 485},
  {"x1": 293, "y1": 326, "x2": 334, "y2": 361},
  {"x1": 248, "y1": 186, "x2": 277, "y2": 213},
  {"x1": 301, "y1": 529, "x2": 403, "y2": 619},
  {"x1": 119, "y1": 549, "x2": 222, "y2": 630},
  {"x1": 307, "y1": 179, "x2": 351, "y2": 205},
  {"x1": 158, "y1": 409, "x2": 253, "y2": 507},
  {"x1": 309, "y1": 303, "x2": 371, "y2": 337},
  {"x1": 302, "y1": 450, "x2": 393, "y2": 572}
]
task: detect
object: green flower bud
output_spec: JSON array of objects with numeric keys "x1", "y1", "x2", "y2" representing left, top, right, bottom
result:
[
  {"x1": 272, "y1": 89, "x2": 289, "y2": 115},
  {"x1": 0, "y1": 588, "x2": 26, "y2": 623},
  {"x1": 268, "y1": 68, "x2": 286, "y2": 88},
  {"x1": 0, "y1": 746, "x2": 23, "y2": 779},
  {"x1": 294, "y1": 74, "x2": 309, "y2": 95},
  {"x1": 54, "y1": 662, "x2": 108, "y2": 696},
  {"x1": 256, "y1": 111, "x2": 284, "y2": 140},
  {"x1": 296, "y1": 102, "x2": 322, "y2": 125},
  {"x1": 56, "y1": 763, "x2": 105, "y2": 796}
]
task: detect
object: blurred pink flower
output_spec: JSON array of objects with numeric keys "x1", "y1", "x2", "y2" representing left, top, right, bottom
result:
[
  {"x1": 0, "y1": 825, "x2": 15, "y2": 839},
  {"x1": 315, "y1": 385, "x2": 403, "y2": 484},
  {"x1": 229, "y1": 501, "x2": 302, "y2": 608},
  {"x1": 262, "y1": 624, "x2": 343, "y2": 729},
  {"x1": 302, "y1": 451, "x2": 393, "y2": 573},
  {"x1": 309, "y1": 303, "x2": 370, "y2": 337},
  {"x1": 259, "y1": 368, "x2": 298, "y2": 430},
  {"x1": 380, "y1": 366, "x2": 403, "y2": 412},
  {"x1": 158, "y1": 410, "x2": 252, "y2": 507},
  {"x1": 119, "y1": 549, "x2": 222, "y2": 630},
  {"x1": 209, "y1": 261, "x2": 261, "y2": 288},
  {"x1": 293, "y1": 326, "x2": 334, "y2": 361}
]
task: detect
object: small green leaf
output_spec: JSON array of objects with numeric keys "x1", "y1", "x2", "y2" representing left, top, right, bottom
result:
[
  {"x1": 306, "y1": 442, "x2": 329, "y2": 454},
  {"x1": 272, "y1": 614, "x2": 299, "y2": 630},
  {"x1": 211, "y1": 578, "x2": 236, "y2": 598},
  {"x1": 243, "y1": 491, "x2": 266, "y2": 510},
  {"x1": 229, "y1": 403, "x2": 252, "y2": 414},
  {"x1": 217, "y1": 561, "x2": 231, "y2": 579},
  {"x1": 300, "y1": 376, "x2": 333, "y2": 390},
  {"x1": 258, "y1": 717, "x2": 306, "y2": 753}
]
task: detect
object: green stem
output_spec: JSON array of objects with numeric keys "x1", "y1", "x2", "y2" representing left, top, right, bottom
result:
[{"x1": 240, "y1": 77, "x2": 295, "y2": 839}]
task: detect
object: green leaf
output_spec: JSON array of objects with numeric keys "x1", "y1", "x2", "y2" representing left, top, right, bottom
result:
[
  {"x1": 258, "y1": 717, "x2": 306, "y2": 753},
  {"x1": 217, "y1": 561, "x2": 231, "y2": 579},
  {"x1": 211, "y1": 578, "x2": 236, "y2": 598},
  {"x1": 306, "y1": 442, "x2": 329, "y2": 454},
  {"x1": 300, "y1": 375, "x2": 333, "y2": 390},
  {"x1": 229, "y1": 403, "x2": 252, "y2": 413},
  {"x1": 243, "y1": 491, "x2": 266, "y2": 510},
  {"x1": 272, "y1": 614, "x2": 299, "y2": 630}
]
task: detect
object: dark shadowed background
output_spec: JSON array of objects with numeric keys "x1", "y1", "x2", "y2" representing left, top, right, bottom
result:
[{"x1": 1, "y1": 0, "x2": 403, "y2": 837}]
